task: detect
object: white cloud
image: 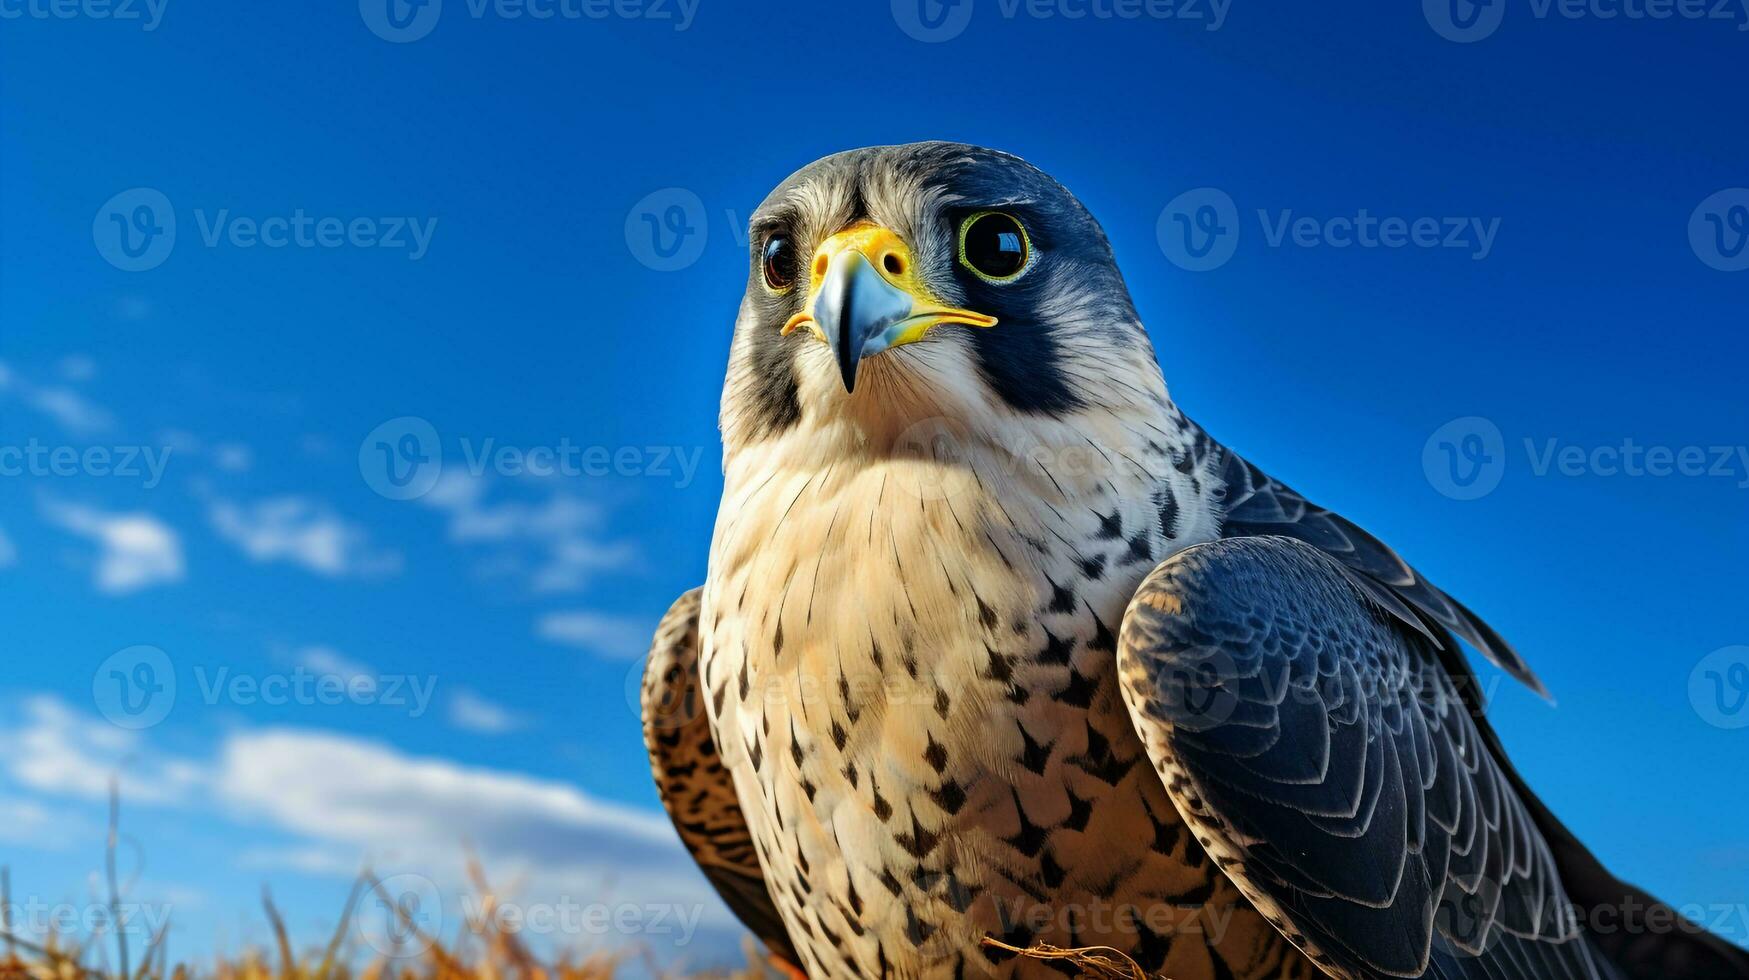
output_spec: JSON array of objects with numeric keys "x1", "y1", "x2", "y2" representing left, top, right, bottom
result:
[
  {"x1": 1, "y1": 696, "x2": 204, "y2": 805},
  {"x1": 446, "y1": 689, "x2": 529, "y2": 734},
  {"x1": 209, "y1": 496, "x2": 400, "y2": 578},
  {"x1": 536, "y1": 612, "x2": 650, "y2": 659},
  {"x1": 211, "y1": 729, "x2": 728, "y2": 950},
  {"x1": 59, "y1": 355, "x2": 97, "y2": 382},
  {"x1": 0, "y1": 697, "x2": 738, "y2": 961},
  {"x1": 0, "y1": 794, "x2": 85, "y2": 848},
  {"x1": 213, "y1": 442, "x2": 252, "y2": 472},
  {"x1": 40, "y1": 499, "x2": 184, "y2": 594},
  {"x1": 295, "y1": 645, "x2": 375, "y2": 683},
  {"x1": 422, "y1": 472, "x2": 633, "y2": 595},
  {"x1": 0, "y1": 358, "x2": 114, "y2": 436}
]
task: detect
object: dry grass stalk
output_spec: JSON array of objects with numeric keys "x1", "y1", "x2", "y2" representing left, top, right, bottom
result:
[{"x1": 979, "y1": 937, "x2": 1167, "y2": 980}]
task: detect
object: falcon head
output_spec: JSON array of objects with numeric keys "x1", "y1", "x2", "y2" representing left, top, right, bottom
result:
[{"x1": 721, "y1": 142, "x2": 1170, "y2": 454}]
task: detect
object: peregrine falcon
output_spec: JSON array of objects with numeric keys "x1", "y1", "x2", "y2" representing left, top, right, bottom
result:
[{"x1": 640, "y1": 143, "x2": 1749, "y2": 980}]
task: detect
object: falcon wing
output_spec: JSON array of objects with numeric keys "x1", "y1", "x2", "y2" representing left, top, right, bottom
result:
[
  {"x1": 1212, "y1": 446, "x2": 1549, "y2": 699},
  {"x1": 640, "y1": 588, "x2": 798, "y2": 965},
  {"x1": 1116, "y1": 536, "x2": 1612, "y2": 980}
]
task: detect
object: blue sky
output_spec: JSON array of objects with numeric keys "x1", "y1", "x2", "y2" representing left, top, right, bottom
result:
[{"x1": 2, "y1": 0, "x2": 1747, "y2": 970}]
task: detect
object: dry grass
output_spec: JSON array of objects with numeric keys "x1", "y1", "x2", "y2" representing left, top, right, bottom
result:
[
  {"x1": 0, "y1": 861, "x2": 768, "y2": 980},
  {"x1": 0, "y1": 784, "x2": 763, "y2": 980}
]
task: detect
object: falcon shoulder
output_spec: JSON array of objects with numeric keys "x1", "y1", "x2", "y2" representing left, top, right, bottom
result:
[
  {"x1": 1118, "y1": 535, "x2": 1617, "y2": 980},
  {"x1": 640, "y1": 587, "x2": 798, "y2": 966}
]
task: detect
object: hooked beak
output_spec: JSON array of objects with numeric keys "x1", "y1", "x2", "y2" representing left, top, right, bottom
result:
[{"x1": 782, "y1": 224, "x2": 996, "y2": 392}]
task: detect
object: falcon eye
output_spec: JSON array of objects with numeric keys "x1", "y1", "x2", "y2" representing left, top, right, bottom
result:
[
  {"x1": 761, "y1": 234, "x2": 798, "y2": 292},
  {"x1": 958, "y1": 211, "x2": 1031, "y2": 283}
]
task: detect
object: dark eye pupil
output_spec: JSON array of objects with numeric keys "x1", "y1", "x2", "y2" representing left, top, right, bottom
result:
[
  {"x1": 964, "y1": 213, "x2": 1027, "y2": 278},
  {"x1": 763, "y1": 235, "x2": 797, "y2": 289}
]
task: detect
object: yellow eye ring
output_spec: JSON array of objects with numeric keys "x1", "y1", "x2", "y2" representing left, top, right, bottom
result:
[{"x1": 957, "y1": 211, "x2": 1031, "y2": 283}]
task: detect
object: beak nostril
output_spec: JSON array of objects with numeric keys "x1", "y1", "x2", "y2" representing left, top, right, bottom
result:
[
  {"x1": 813, "y1": 254, "x2": 829, "y2": 279},
  {"x1": 882, "y1": 253, "x2": 905, "y2": 277}
]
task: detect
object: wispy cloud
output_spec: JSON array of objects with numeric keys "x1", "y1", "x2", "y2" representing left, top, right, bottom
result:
[
  {"x1": 209, "y1": 496, "x2": 400, "y2": 579},
  {"x1": 0, "y1": 358, "x2": 114, "y2": 436},
  {"x1": 294, "y1": 645, "x2": 375, "y2": 683},
  {"x1": 1, "y1": 696, "x2": 204, "y2": 804},
  {"x1": 39, "y1": 499, "x2": 184, "y2": 594},
  {"x1": 422, "y1": 472, "x2": 634, "y2": 594},
  {"x1": 0, "y1": 794, "x2": 83, "y2": 848},
  {"x1": 212, "y1": 442, "x2": 253, "y2": 472},
  {"x1": 535, "y1": 611, "x2": 650, "y2": 659},
  {"x1": 446, "y1": 689, "x2": 529, "y2": 734},
  {"x1": 59, "y1": 355, "x2": 97, "y2": 382}
]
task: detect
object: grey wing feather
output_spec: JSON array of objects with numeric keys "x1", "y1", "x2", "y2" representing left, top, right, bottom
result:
[
  {"x1": 640, "y1": 587, "x2": 798, "y2": 965},
  {"x1": 1211, "y1": 444, "x2": 1550, "y2": 699},
  {"x1": 1117, "y1": 536, "x2": 1614, "y2": 980}
]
